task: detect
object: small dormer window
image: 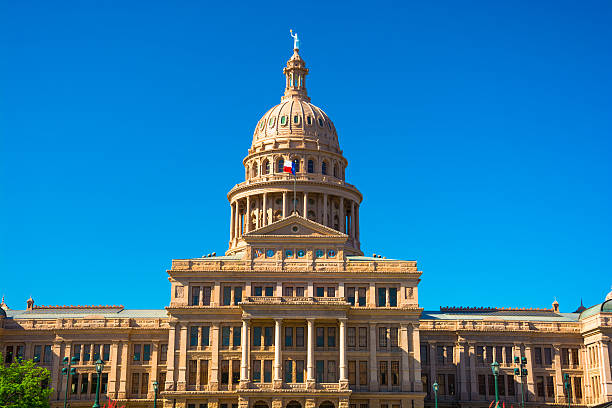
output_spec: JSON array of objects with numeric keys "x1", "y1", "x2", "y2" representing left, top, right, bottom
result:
[
  {"x1": 280, "y1": 116, "x2": 288, "y2": 126},
  {"x1": 259, "y1": 121, "x2": 265, "y2": 131},
  {"x1": 269, "y1": 117, "x2": 276, "y2": 127},
  {"x1": 293, "y1": 115, "x2": 300, "y2": 124},
  {"x1": 318, "y1": 118, "x2": 324, "y2": 127},
  {"x1": 306, "y1": 116, "x2": 312, "y2": 125},
  {"x1": 327, "y1": 122, "x2": 332, "y2": 130},
  {"x1": 322, "y1": 161, "x2": 327, "y2": 175}
]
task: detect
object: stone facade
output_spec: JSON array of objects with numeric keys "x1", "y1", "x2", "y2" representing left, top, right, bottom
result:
[{"x1": 0, "y1": 44, "x2": 611, "y2": 408}]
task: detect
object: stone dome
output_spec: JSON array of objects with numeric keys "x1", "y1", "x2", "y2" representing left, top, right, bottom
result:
[{"x1": 252, "y1": 99, "x2": 339, "y2": 150}]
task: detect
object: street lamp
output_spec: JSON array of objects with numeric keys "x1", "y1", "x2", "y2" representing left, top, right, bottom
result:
[
  {"x1": 153, "y1": 380, "x2": 159, "y2": 408},
  {"x1": 563, "y1": 373, "x2": 571, "y2": 408},
  {"x1": 514, "y1": 356, "x2": 528, "y2": 408},
  {"x1": 92, "y1": 359, "x2": 105, "y2": 408},
  {"x1": 61, "y1": 355, "x2": 79, "y2": 408},
  {"x1": 491, "y1": 361, "x2": 500, "y2": 406},
  {"x1": 433, "y1": 381, "x2": 439, "y2": 408}
]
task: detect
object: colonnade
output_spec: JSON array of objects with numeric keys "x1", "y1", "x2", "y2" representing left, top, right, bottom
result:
[{"x1": 229, "y1": 192, "x2": 360, "y2": 247}]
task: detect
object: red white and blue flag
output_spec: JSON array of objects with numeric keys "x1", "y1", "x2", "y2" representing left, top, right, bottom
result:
[{"x1": 283, "y1": 159, "x2": 295, "y2": 175}]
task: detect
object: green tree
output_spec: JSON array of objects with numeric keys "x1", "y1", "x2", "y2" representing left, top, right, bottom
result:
[{"x1": 0, "y1": 353, "x2": 52, "y2": 408}]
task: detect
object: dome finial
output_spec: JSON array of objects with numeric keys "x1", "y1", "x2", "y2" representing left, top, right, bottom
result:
[{"x1": 290, "y1": 29, "x2": 300, "y2": 51}]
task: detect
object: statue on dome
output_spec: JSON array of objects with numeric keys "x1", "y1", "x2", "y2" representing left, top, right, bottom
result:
[{"x1": 290, "y1": 29, "x2": 300, "y2": 50}]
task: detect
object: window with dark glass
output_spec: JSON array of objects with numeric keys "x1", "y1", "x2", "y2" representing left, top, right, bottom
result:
[
  {"x1": 347, "y1": 327, "x2": 356, "y2": 347},
  {"x1": 307, "y1": 160, "x2": 314, "y2": 173},
  {"x1": 505, "y1": 346, "x2": 513, "y2": 365},
  {"x1": 83, "y1": 345, "x2": 91, "y2": 362},
  {"x1": 101, "y1": 373, "x2": 108, "y2": 393},
  {"x1": 200, "y1": 360, "x2": 208, "y2": 385},
  {"x1": 253, "y1": 327, "x2": 262, "y2": 346},
  {"x1": 160, "y1": 344, "x2": 168, "y2": 362},
  {"x1": 359, "y1": 327, "x2": 368, "y2": 348},
  {"x1": 546, "y1": 376, "x2": 555, "y2": 398},
  {"x1": 221, "y1": 360, "x2": 229, "y2": 384},
  {"x1": 379, "y1": 361, "x2": 388, "y2": 385},
  {"x1": 327, "y1": 360, "x2": 336, "y2": 382},
  {"x1": 377, "y1": 288, "x2": 387, "y2": 307},
  {"x1": 201, "y1": 327, "x2": 210, "y2": 346},
  {"x1": 203, "y1": 287, "x2": 211, "y2": 305},
  {"x1": 327, "y1": 327, "x2": 336, "y2": 347},
  {"x1": 347, "y1": 287, "x2": 356, "y2": 305},
  {"x1": 544, "y1": 348, "x2": 552, "y2": 366},
  {"x1": 478, "y1": 374, "x2": 486, "y2": 395},
  {"x1": 34, "y1": 345, "x2": 42, "y2": 362},
  {"x1": 131, "y1": 373, "x2": 139, "y2": 395},
  {"x1": 390, "y1": 327, "x2": 398, "y2": 348},
  {"x1": 293, "y1": 159, "x2": 300, "y2": 173},
  {"x1": 421, "y1": 345, "x2": 429, "y2": 364},
  {"x1": 379, "y1": 327, "x2": 387, "y2": 348},
  {"x1": 316, "y1": 287, "x2": 325, "y2": 297},
  {"x1": 388, "y1": 287, "x2": 397, "y2": 306},
  {"x1": 296, "y1": 287, "x2": 305, "y2": 296},
  {"x1": 102, "y1": 344, "x2": 110, "y2": 361},
  {"x1": 437, "y1": 346, "x2": 445, "y2": 364},
  {"x1": 322, "y1": 162, "x2": 327, "y2": 175},
  {"x1": 223, "y1": 287, "x2": 232, "y2": 306},
  {"x1": 284, "y1": 286, "x2": 293, "y2": 296},
  {"x1": 277, "y1": 160, "x2": 283, "y2": 173},
  {"x1": 264, "y1": 360, "x2": 272, "y2": 382},
  {"x1": 93, "y1": 344, "x2": 100, "y2": 360},
  {"x1": 265, "y1": 286, "x2": 274, "y2": 296},
  {"x1": 234, "y1": 286, "x2": 242, "y2": 305},
  {"x1": 536, "y1": 376, "x2": 545, "y2": 397},
  {"x1": 285, "y1": 327, "x2": 293, "y2": 347},
  {"x1": 191, "y1": 286, "x2": 200, "y2": 306},
  {"x1": 233, "y1": 326, "x2": 241, "y2": 347},
  {"x1": 254, "y1": 286, "x2": 263, "y2": 296},
  {"x1": 508, "y1": 375, "x2": 515, "y2": 396},
  {"x1": 535, "y1": 347, "x2": 543, "y2": 365},
  {"x1": 296, "y1": 360, "x2": 304, "y2": 383},
  {"x1": 188, "y1": 360, "x2": 197, "y2": 386},
  {"x1": 80, "y1": 374, "x2": 89, "y2": 394},
  {"x1": 391, "y1": 361, "x2": 400, "y2": 386},
  {"x1": 133, "y1": 344, "x2": 141, "y2": 361},
  {"x1": 316, "y1": 328, "x2": 325, "y2": 347},
  {"x1": 253, "y1": 360, "x2": 261, "y2": 382},
  {"x1": 232, "y1": 360, "x2": 240, "y2": 383},
  {"x1": 448, "y1": 373, "x2": 456, "y2": 395},
  {"x1": 285, "y1": 360, "x2": 293, "y2": 383},
  {"x1": 359, "y1": 361, "x2": 368, "y2": 385},
  {"x1": 327, "y1": 287, "x2": 336, "y2": 297},
  {"x1": 190, "y1": 327, "x2": 199, "y2": 347},
  {"x1": 358, "y1": 288, "x2": 367, "y2": 306},
  {"x1": 296, "y1": 327, "x2": 304, "y2": 347},
  {"x1": 316, "y1": 360, "x2": 324, "y2": 382},
  {"x1": 348, "y1": 361, "x2": 356, "y2": 385},
  {"x1": 264, "y1": 327, "x2": 273, "y2": 346},
  {"x1": 143, "y1": 344, "x2": 151, "y2": 362},
  {"x1": 221, "y1": 327, "x2": 231, "y2": 347}
]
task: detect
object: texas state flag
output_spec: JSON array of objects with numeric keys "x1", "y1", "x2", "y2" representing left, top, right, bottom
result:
[{"x1": 283, "y1": 159, "x2": 295, "y2": 175}]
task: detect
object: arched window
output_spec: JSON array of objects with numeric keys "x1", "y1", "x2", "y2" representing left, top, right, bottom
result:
[
  {"x1": 333, "y1": 165, "x2": 338, "y2": 178},
  {"x1": 263, "y1": 160, "x2": 270, "y2": 175},
  {"x1": 277, "y1": 159, "x2": 284, "y2": 173},
  {"x1": 322, "y1": 161, "x2": 328, "y2": 175},
  {"x1": 293, "y1": 158, "x2": 300, "y2": 173},
  {"x1": 252, "y1": 164, "x2": 259, "y2": 177},
  {"x1": 307, "y1": 160, "x2": 314, "y2": 173}
]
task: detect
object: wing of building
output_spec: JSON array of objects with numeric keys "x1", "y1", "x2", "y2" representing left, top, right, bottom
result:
[{"x1": 1, "y1": 43, "x2": 611, "y2": 408}]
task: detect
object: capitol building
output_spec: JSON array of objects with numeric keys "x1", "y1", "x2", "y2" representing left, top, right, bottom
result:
[{"x1": 1, "y1": 40, "x2": 611, "y2": 408}]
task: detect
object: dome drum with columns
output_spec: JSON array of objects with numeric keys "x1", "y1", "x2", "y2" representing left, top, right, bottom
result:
[{"x1": 227, "y1": 48, "x2": 362, "y2": 256}]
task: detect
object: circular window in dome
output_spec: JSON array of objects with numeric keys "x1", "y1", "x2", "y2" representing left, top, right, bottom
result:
[
  {"x1": 315, "y1": 249, "x2": 324, "y2": 258},
  {"x1": 280, "y1": 115, "x2": 288, "y2": 126},
  {"x1": 266, "y1": 249, "x2": 275, "y2": 258},
  {"x1": 291, "y1": 226, "x2": 299, "y2": 233},
  {"x1": 297, "y1": 249, "x2": 306, "y2": 258},
  {"x1": 327, "y1": 249, "x2": 336, "y2": 258},
  {"x1": 285, "y1": 249, "x2": 293, "y2": 258},
  {"x1": 318, "y1": 118, "x2": 324, "y2": 127}
]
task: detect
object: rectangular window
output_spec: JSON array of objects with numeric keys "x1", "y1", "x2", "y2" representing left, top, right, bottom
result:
[
  {"x1": 359, "y1": 361, "x2": 368, "y2": 385},
  {"x1": 203, "y1": 286, "x2": 211, "y2": 305},
  {"x1": 505, "y1": 346, "x2": 513, "y2": 365},
  {"x1": 347, "y1": 327, "x2": 356, "y2": 347},
  {"x1": 476, "y1": 346, "x2": 484, "y2": 365},
  {"x1": 449, "y1": 373, "x2": 456, "y2": 395},
  {"x1": 253, "y1": 327, "x2": 262, "y2": 346},
  {"x1": 133, "y1": 344, "x2": 141, "y2": 361},
  {"x1": 296, "y1": 327, "x2": 304, "y2": 347},
  {"x1": 359, "y1": 327, "x2": 368, "y2": 348},
  {"x1": 489, "y1": 374, "x2": 496, "y2": 396},
  {"x1": 141, "y1": 373, "x2": 148, "y2": 394},
  {"x1": 571, "y1": 349, "x2": 579, "y2": 365},
  {"x1": 284, "y1": 286, "x2": 293, "y2": 296},
  {"x1": 254, "y1": 286, "x2": 263, "y2": 296},
  {"x1": 221, "y1": 360, "x2": 229, "y2": 384},
  {"x1": 316, "y1": 327, "x2": 325, "y2": 347},
  {"x1": 234, "y1": 286, "x2": 242, "y2": 305},
  {"x1": 222, "y1": 327, "x2": 231, "y2": 347},
  {"x1": 574, "y1": 377, "x2": 582, "y2": 399},
  {"x1": 34, "y1": 345, "x2": 42, "y2": 362},
  {"x1": 327, "y1": 327, "x2": 336, "y2": 347},
  {"x1": 348, "y1": 360, "x2": 356, "y2": 385},
  {"x1": 253, "y1": 360, "x2": 261, "y2": 382},
  {"x1": 223, "y1": 287, "x2": 232, "y2": 306},
  {"x1": 201, "y1": 327, "x2": 210, "y2": 346},
  {"x1": 316, "y1": 360, "x2": 324, "y2": 382},
  {"x1": 448, "y1": 346, "x2": 454, "y2": 363},
  {"x1": 378, "y1": 287, "x2": 387, "y2": 306},
  {"x1": 83, "y1": 345, "x2": 91, "y2": 362},
  {"x1": 508, "y1": 375, "x2": 515, "y2": 396},
  {"x1": 544, "y1": 348, "x2": 552, "y2": 366},
  {"x1": 379, "y1": 327, "x2": 387, "y2": 348},
  {"x1": 42, "y1": 344, "x2": 52, "y2": 363},
  {"x1": 232, "y1": 360, "x2": 240, "y2": 383},
  {"x1": 264, "y1": 360, "x2": 272, "y2": 383},
  {"x1": 233, "y1": 326, "x2": 241, "y2": 347},
  {"x1": 80, "y1": 374, "x2": 89, "y2": 394},
  {"x1": 421, "y1": 345, "x2": 429, "y2": 364},
  {"x1": 478, "y1": 374, "x2": 486, "y2": 395},
  {"x1": 265, "y1": 286, "x2": 274, "y2": 296},
  {"x1": 188, "y1": 360, "x2": 197, "y2": 386},
  {"x1": 192, "y1": 286, "x2": 200, "y2": 305},
  {"x1": 264, "y1": 327, "x2": 273, "y2": 346},
  {"x1": 160, "y1": 344, "x2": 168, "y2": 362},
  {"x1": 536, "y1": 376, "x2": 545, "y2": 397},
  {"x1": 143, "y1": 344, "x2": 151, "y2": 361},
  {"x1": 437, "y1": 346, "x2": 445, "y2": 364},
  {"x1": 347, "y1": 287, "x2": 355, "y2": 305},
  {"x1": 200, "y1": 360, "x2": 208, "y2": 385},
  {"x1": 358, "y1": 288, "x2": 366, "y2": 306},
  {"x1": 296, "y1": 287, "x2": 305, "y2": 296},
  {"x1": 391, "y1": 361, "x2": 400, "y2": 386},
  {"x1": 327, "y1": 287, "x2": 336, "y2": 297},
  {"x1": 101, "y1": 373, "x2": 108, "y2": 393},
  {"x1": 498, "y1": 373, "x2": 506, "y2": 396},
  {"x1": 296, "y1": 360, "x2": 304, "y2": 383},
  {"x1": 388, "y1": 287, "x2": 397, "y2": 306},
  {"x1": 535, "y1": 347, "x2": 543, "y2": 365},
  {"x1": 190, "y1": 326, "x2": 199, "y2": 347},
  {"x1": 92, "y1": 344, "x2": 101, "y2": 361},
  {"x1": 390, "y1": 327, "x2": 398, "y2": 348},
  {"x1": 316, "y1": 287, "x2": 325, "y2": 297},
  {"x1": 285, "y1": 327, "x2": 293, "y2": 347},
  {"x1": 327, "y1": 360, "x2": 336, "y2": 382},
  {"x1": 379, "y1": 361, "x2": 388, "y2": 385},
  {"x1": 546, "y1": 376, "x2": 555, "y2": 398},
  {"x1": 486, "y1": 346, "x2": 493, "y2": 363},
  {"x1": 102, "y1": 344, "x2": 110, "y2": 361},
  {"x1": 131, "y1": 373, "x2": 140, "y2": 395},
  {"x1": 562, "y1": 348, "x2": 570, "y2": 365},
  {"x1": 285, "y1": 360, "x2": 293, "y2": 383}
]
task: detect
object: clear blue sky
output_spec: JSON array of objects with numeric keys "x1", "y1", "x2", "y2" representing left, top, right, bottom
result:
[{"x1": 1, "y1": 1, "x2": 610, "y2": 312}]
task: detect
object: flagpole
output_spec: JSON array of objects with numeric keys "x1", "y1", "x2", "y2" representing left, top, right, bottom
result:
[{"x1": 293, "y1": 172, "x2": 296, "y2": 214}]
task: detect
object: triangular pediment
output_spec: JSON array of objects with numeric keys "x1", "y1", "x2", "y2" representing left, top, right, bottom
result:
[{"x1": 244, "y1": 214, "x2": 348, "y2": 241}]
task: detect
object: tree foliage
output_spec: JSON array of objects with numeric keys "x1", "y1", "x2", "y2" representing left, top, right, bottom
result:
[{"x1": 0, "y1": 353, "x2": 52, "y2": 408}]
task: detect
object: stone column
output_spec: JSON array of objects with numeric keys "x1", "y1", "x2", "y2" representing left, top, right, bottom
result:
[
  {"x1": 323, "y1": 193, "x2": 328, "y2": 226},
  {"x1": 307, "y1": 318, "x2": 315, "y2": 386},
  {"x1": 350, "y1": 201, "x2": 356, "y2": 241},
  {"x1": 282, "y1": 191, "x2": 287, "y2": 218},
  {"x1": 210, "y1": 324, "x2": 220, "y2": 390},
  {"x1": 411, "y1": 324, "x2": 423, "y2": 392},
  {"x1": 339, "y1": 318, "x2": 348, "y2": 384},
  {"x1": 50, "y1": 340, "x2": 62, "y2": 400},
  {"x1": 245, "y1": 196, "x2": 251, "y2": 233},
  {"x1": 458, "y1": 341, "x2": 469, "y2": 400},
  {"x1": 165, "y1": 323, "x2": 177, "y2": 390},
  {"x1": 262, "y1": 193, "x2": 267, "y2": 226},
  {"x1": 150, "y1": 342, "x2": 159, "y2": 399},
  {"x1": 118, "y1": 342, "x2": 128, "y2": 398},
  {"x1": 274, "y1": 318, "x2": 282, "y2": 387},
  {"x1": 240, "y1": 319, "x2": 250, "y2": 385},
  {"x1": 600, "y1": 342, "x2": 612, "y2": 400},
  {"x1": 470, "y1": 344, "x2": 478, "y2": 400},
  {"x1": 400, "y1": 324, "x2": 411, "y2": 391},
  {"x1": 230, "y1": 202, "x2": 235, "y2": 242},
  {"x1": 303, "y1": 192, "x2": 308, "y2": 218},
  {"x1": 430, "y1": 342, "x2": 437, "y2": 393},
  {"x1": 355, "y1": 204, "x2": 360, "y2": 244},
  {"x1": 234, "y1": 200, "x2": 241, "y2": 239},
  {"x1": 554, "y1": 344, "x2": 564, "y2": 402},
  {"x1": 369, "y1": 282, "x2": 376, "y2": 307},
  {"x1": 369, "y1": 323, "x2": 379, "y2": 391},
  {"x1": 339, "y1": 197, "x2": 345, "y2": 232},
  {"x1": 525, "y1": 344, "x2": 535, "y2": 400},
  {"x1": 177, "y1": 324, "x2": 188, "y2": 390}
]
